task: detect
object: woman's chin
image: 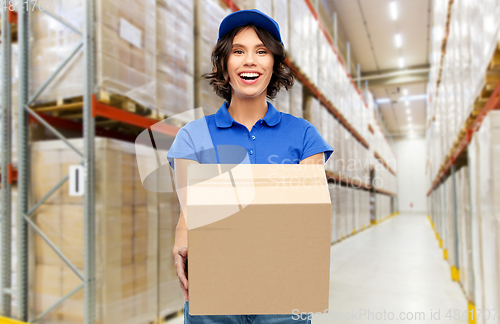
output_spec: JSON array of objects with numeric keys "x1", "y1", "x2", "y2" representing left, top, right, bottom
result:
[{"x1": 233, "y1": 89, "x2": 266, "y2": 100}]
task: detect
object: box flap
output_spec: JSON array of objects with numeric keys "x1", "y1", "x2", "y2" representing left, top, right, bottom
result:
[{"x1": 187, "y1": 164, "x2": 330, "y2": 230}]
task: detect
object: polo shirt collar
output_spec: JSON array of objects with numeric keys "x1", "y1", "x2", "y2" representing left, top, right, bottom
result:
[{"x1": 215, "y1": 101, "x2": 282, "y2": 128}]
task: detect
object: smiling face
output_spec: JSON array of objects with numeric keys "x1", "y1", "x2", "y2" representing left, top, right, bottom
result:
[{"x1": 227, "y1": 27, "x2": 275, "y2": 101}]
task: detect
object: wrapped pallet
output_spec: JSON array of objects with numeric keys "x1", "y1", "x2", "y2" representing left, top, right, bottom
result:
[
  {"x1": 468, "y1": 129, "x2": 484, "y2": 321},
  {"x1": 31, "y1": 138, "x2": 183, "y2": 323},
  {"x1": 326, "y1": 113, "x2": 336, "y2": 173},
  {"x1": 332, "y1": 118, "x2": 341, "y2": 174},
  {"x1": 306, "y1": 10, "x2": 318, "y2": 85},
  {"x1": 29, "y1": 0, "x2": 195, "y2": 119},
  {"x1": 469, "y1": 111, "x2": 500, "y2": 321},
  {"x1": 446, "y1": 178, "x2": 456, "y2": 269},
  {"x1": 303, "y1": 95, "x2": 320, "y2": 130},
  {"x1": 439, "y1": 183, "x2": 448, "y2": 251},
  {"x1": 272, "y1": 0, "x2": 289, "y2": 49},
  {"x1": 345, "y1": 187, "x2": 353, "y2": 234},
  {"x1": 351, "y1": 91, "x2": 361, "y2": 135},
  {"x1": 361, "y1": 146, "x2": 370, "y2": 187},
  {"x1": 352, "y1": 189, "x2": 360, "y2": 232},
  {"x1": 319, "y1": 104, "x2": 329, "y2": 143},
  {"x1": 156, "y1": 0, "x2": 195, "y2": 118},
  {"x1": 272, "y1": 88, "x2": 290, "y2": 114},
  {"x1": 335, "y1": 185, "x2": 342, "y2": 242},
  {"x1": 288, "y1": 0, "x2": 320, "y2": 84},
  {"x1": 337, "y1": 186, "x2": 345, "y2": 240},
  {"x1": 375, "y1": 193, "x2": 389, "y2": 222},
  {"x1": 362, "y1": 190, "x2": 370, "y2": 228},
  {"x1": 329, "y1": 185, "x2": 336, "y2": 244},
  {"x1": 342, "y1": 83, "x2": 352, "y2": 127},
  {"x1": 233, "y1": 0, "x2": 272, "y2": 16},
  {"x1": 457, "y1": 166, "x2": 473, "y2": 301},
  {"x1": 289, "y1": 80, "x2": 303, "y2": 118},
  {"x1": 337, "y1": 125, "x2": 346, "y2": 177},
  {"x1": 375, "y1": 193, "x2": 381, "y2": 222},
  {"x1": 288, "y1": 0, "x2": 308, "y2": 79},
  {"x1": 332, "y1": 63, "x2": 344, "y2": 115},
  {"x1": 343, "y1": 130, "x2": 352, "y2": 179},
  {"x1": 194, "y1": 0, "x2": 230, "y2": 115},
  {"x1": 317, "y1": 30, "x2": 333, "y2": 104}
]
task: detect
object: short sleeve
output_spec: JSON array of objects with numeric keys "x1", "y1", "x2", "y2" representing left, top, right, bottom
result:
[
  {"x1": 166, "y1": 127, "x2": 199, "y2": 171},
  {"x1": 301, "y1": 124, "x2": 334, "y2": 163}
]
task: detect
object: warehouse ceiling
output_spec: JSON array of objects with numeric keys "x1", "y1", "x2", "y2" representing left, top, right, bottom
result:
[{"x1": 322, "y1": 0, "x2": 432, "y2": 137}]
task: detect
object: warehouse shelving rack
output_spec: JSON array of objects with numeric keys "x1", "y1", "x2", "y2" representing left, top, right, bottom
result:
[
  {"x1": 295, "y1": 0, "x2": 398, "y2": 181},
  {"x1": 426, "y1": 76, "x2": 500, "y2": 289},
  {"x1": 0, "y1": 1, "x2": 95, "y2": 324},
  {"x1": 1, "y1": 2, "x2": 181, "y2": 323},
  {"x1": 15, "y1": 1, "x2": 98, "y2": 322},
  {"x1": 426, "y1": 81, "x2": 500, "y2": 196},
  {"x1": 295, "y1": 0, "x2": 399, "y2": 198},
  {"x1": 425, "y1": 0, "x2": 500, "y2": 317}
]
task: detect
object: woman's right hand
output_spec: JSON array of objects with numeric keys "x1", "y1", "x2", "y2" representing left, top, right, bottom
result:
[{"x1": 173, "y1": 246, "x2": 189, "y2": 301}]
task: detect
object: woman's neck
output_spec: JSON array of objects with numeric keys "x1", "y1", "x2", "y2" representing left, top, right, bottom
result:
[{"x1": 227, "y1": 93, "x2": 268, "y2": 131}]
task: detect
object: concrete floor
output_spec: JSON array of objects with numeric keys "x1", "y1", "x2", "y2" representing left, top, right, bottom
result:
[{"x1": 167, "y1": 213, "x2": 468, "y2": 323}]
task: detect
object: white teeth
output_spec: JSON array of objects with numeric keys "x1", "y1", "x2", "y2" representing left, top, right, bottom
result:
[{"x1": 240, "y1": 73, "x2": 260, "y2": 77}]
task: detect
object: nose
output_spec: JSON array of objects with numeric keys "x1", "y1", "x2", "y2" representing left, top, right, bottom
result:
[{"x1": 243, "y1": 52, "x2": 257, "y2": 66}]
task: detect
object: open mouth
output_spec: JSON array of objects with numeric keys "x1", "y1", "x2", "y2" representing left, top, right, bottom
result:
[{"x1": 239, "y1": 72, "x2": 261, "y2": 81}]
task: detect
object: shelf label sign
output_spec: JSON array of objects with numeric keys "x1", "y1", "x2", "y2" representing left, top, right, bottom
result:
[{"x1": 69, "y1": 165, "x2": 84, "y2": 196}]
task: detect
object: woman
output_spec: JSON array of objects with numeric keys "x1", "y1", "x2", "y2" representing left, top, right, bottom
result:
[{"x1": 167, "y1": 8, "x2": 333, "y2": 323}]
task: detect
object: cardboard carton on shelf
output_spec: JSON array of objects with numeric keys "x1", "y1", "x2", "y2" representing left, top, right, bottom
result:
[
  {"x1": 30, "y1": 137, "x2": 183, "y2": 323},
  {"x1": 186, "y1": 163, "x2": 331, "y2": 315}
]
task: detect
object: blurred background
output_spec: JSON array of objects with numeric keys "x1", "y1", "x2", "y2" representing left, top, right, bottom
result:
[{"x1": 0, "y1": 0, "x2": 499, "y2": 323}]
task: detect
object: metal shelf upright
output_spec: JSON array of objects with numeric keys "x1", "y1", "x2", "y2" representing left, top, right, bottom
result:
[
  {"x1": 0, "y1": 0, "x2": 97, "y2": 322},
  {"x1": 1, "y1": 5, "x2": 14, "y2": 319}
]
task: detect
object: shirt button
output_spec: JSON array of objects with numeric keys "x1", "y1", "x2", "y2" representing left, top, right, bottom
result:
[
  {"x1": 249, "y1": 149, "x2": 254, "y2": 155},
  {"x1": 260, "y1": 120, "x2": 263, "y2": 123},
  {"x1": 252, "y1": 135, "x2": 256, "y2": 140}
]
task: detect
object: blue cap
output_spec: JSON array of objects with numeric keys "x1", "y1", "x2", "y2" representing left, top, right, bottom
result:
[{"x1": 218, "y1": 9, "x2": 283, "y2": 46}]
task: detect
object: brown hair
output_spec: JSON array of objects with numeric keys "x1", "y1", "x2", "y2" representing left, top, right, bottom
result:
[{"x1": 202, "y1": 23, "x2": 295, "y2": 103}]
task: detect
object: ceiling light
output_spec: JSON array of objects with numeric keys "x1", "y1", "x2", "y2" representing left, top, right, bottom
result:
[
  {"x1": 406, "y1": 109, "x2": 411, "y2": 114},
  {"x1": 407, "y1": 116, "x2": 412, "y2": 121},
  {"x1": 390, "y1": 1, "x2": 398, "y2": 20},
  {"x1": 399, "y1": 57, "x2": 405, "y2": 69},
  {"x1": 405, "y1": 100, "x2": 409, "y2": 106},
  {"x1": 377, "y1": 94, "x2": 427, "y2": 104},
  {"x1": 395, "y1": 34, "x2": 402, "y2": 48},
  {"x1": 403, "y1": 88, "x2": 408, "y2": 96}
]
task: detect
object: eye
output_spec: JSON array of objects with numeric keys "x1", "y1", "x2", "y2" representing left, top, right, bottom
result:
[
  {"x1": 233, "y1": 49, "x2": 244, "y2": 54},
  {"x1": 257, "y1": 50, "x2": 267, "y2": 54}
]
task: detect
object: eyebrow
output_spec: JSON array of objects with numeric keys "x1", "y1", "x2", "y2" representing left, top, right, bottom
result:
[{"x1": 232, "y1": 43, "x2": 266, "y2": 48}]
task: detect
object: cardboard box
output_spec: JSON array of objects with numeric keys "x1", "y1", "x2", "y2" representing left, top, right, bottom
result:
[
  {"x1": 34, "y1": 204, "x2": 63, "y2": 266},
  {"x1": 34, "y1": 264, "x2": 62, "y2": 321},
  {"x1": 186, "y1": 163, "x2": 331, "y2": 315},
  {"x1": 122, "y1": 206, "x2": 134, "y2": 267}
]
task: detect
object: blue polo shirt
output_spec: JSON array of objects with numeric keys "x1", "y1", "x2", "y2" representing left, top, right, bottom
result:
[{"x1": 167, "y1": 101, "x2": 333, "y2": 170}]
